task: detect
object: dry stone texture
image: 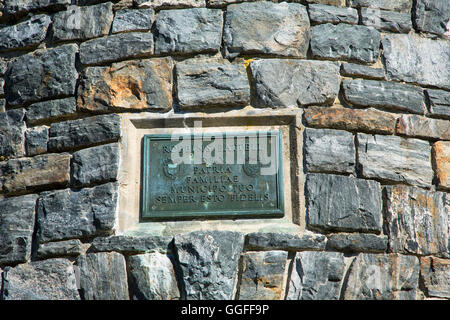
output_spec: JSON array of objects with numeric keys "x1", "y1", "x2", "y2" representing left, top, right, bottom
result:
[{"x1": 433, "y1": 141, "x2": 450, "y2": 191}]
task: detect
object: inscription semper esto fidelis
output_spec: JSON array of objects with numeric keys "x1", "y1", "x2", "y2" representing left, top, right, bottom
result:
[{"x1": 141, "y1": 130, "x2": 284, "y2": 220}]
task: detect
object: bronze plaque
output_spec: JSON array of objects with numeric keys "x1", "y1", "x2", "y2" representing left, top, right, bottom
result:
[{"x1": 141, "y1": 130, "x2": 284, "y2": 220}]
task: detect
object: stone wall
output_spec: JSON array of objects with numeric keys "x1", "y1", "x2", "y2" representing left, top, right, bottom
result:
[{"x1": 0, "y1": 0, "x2": 449, "y2": 300}]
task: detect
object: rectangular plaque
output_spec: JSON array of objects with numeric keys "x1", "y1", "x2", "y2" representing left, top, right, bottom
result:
[{"x1": 141, "y1": 130, "x2": 284, "y2": 220}]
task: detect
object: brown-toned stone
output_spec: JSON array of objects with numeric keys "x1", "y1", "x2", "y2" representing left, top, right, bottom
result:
[
  {"x1": 77, "y1": 58, "x2": 173, "y2": 112},
  {"x1": 304, "y1": 106, "x2": 397, "y2": 134},
  {"x1": 396, "y1": 115, "x2": 450, "y2": 140},
  {"x1": 384, "y1": 185, "x2": 448, "y2": 255},
  {"x1": 420, "y1": 256, "x2": 450, "y2": 299},
  {"x1": 0, "y1": 153, "x2": 71, "y2": 194},
  {"x1": 433, "y1": 141, "x2": 450, "y2": 191}
]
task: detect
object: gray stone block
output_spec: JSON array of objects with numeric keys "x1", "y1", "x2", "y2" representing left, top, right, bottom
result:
[
  {"x1": 427, "y1": 89, "x2": 450, "y2": 119},
  {"x1": 127, "y1": 252, "x2": 180, "y2": 300},
  {"x1": 250, "y1": 59, "x2": 340, "y2": 108},
  {"x1": 224, "y1": 2, "x2": 310, "y2": 58},
  {"x1": 396, "y1": 114, "x2": 450, "y2": 140},
  {"x1": 305, "y1": 173, "x2": 383, "y2": 233},
  {"x1": 111, "y1": 8, "x2": 154, "y2": 33},
  {"x1": 174, "y1": 231, "x2": 244, "y2": 300},
  {"x1": 343, "y1": 253, "x2": 420, "y2": 300},
  {"x1": 287, "y1": 251, "x2": 347, "y2": 300},
  {"x1": 52, "y1": 3, "x2": 114, "y2": 41},
  {"x1": 239, "y1": 251, "x2": 288, "y2": 300},
  {"x1": 304, "y1": 128, "x2": 355, "y2": 174},
  {"x1": 384, "y1": 185, "x2": 448, "y2": 256},
  {"x1": 36, "y1": 182, "x2": 118, "y2": 243},
  {"x1": 25, "y1": 126, "x2": 48, "y2": 156},
  {"x1": 154, "y1": 8, "x2": 222, "y2": 55},
  {"x1": 4, "y1": 0, "x2": 71, "y2": 15},
  {"x1": 308, "y1": 4, "x2": 358, "y2": 25},
  {"x1": 357, "y1": 133, "x2": 433, "y2": 187},
  {"x1": 348, "y1": 0, "x2": 412, "y2": 12},
  {"x1": 26, "y1": 97, "x2": 77, "y2": 125},
  {"x1": 176, "y1": 58, "x2": 250, "y2": 109},
  {"x1": 135, "y1": 0, "x2": 205, "y2": 9},
  {"x1": 77, "y1": 252, "x2": 129, "y2": 300},
  {"x1": 327, "y1": 233, "x2": 388, "y2": 253},
  {"x1": 245, "y1": 231, "x2": 327, "y2": 251},
  {"x1": 311, "y1": 23, "x2": 380, "y2": 63},
  {"x1": 361, "y1": 8, "x2": 411, "y2": 33},
  {"x1": 340, "y1": 63, "x2": 385, "y2": 80},
  {"x1": 48, "y1": 114, "x2": 121, "y2": 152},
  {"x1": 5, "y1": 44, "x2": 78, "y2": 106},
  {"x1": 72, "y1": 143, "x2": 120, "y2": 187},
  {"x1": 0, "y1": 108, "x2": 26, "y2": 159},
  {"x1": 0, "y1": 194, "x2": 38, "y2": 265},
  {"x1": 91, "y1": 235, "x2": 174, "y2": 254},
  {"x1": 415, "y1": 0, "x2": 450, "y2": 37},
  {"x1": 79, "y1": 32, "x2": 154, "y2": 65},
  {"x1": 342, "y1": 79, "x2": 425, "y2": 114},
  {"x1": 37, "y1": 239, "x2": 84, "y2": 259},
  {"x1": 420, "y1": 256, "x2": 450, "y2": 299},
  {"x1": 1, "y1": 258, "x2": 80, "y2": 300},
  {"x1": 0, "y1": 14, "x2": 51, "y2": 52},
  {"x1": 382, "y1": 34, "x2": 450, "y2": 90}
]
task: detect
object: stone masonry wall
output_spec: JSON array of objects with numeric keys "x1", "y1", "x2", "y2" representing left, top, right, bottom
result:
[{"x1": 0, "y1": 0, "x2": 449, "y2": 300}]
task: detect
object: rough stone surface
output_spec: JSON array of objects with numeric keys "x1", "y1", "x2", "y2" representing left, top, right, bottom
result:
[
  {"x1": 72, "y1": 143, "x2": 120, "y2": 187},
  {"x1": 433, "y1": 141, "x2": 450, "y2": 191},
  {"x1": 224, "y1": 2, "x2": 310, "y2": 58},
  {"x1": 327, "y1": 233, "x2": 388, "y2": 253},
  {"x1": 344, "y1": 253, "x2": 420, "y2": 300},
  {"x1": 382, "y1": 34, "x2": 450, "y2": 90},
  {"x1": 0, "y1": 153, "x2": 71, "y2": 194},
  {"x1": 287, "y1": 251, "x2": 347, "y2": 300},
  {"x1": 420, "y1": 256, "x2": 450, "y2": 299},
  {"x1": 361, "y1": 8, "x2": 411, "y2": 33},
  {"x1": 306, "y1": 0, "x2": 346, "y2": 6},
  {"x1": 0, "y1": 99, "x2": 5, "y2": 113},
  {"x1": 396, "y1": 114, "x2": 450, "y2": 140},
  {"x1": 154, "y1": 8, "x2": 222, "y2": 55},
  {"x1": 426, "y1": 89, "x2": 450, "y2": 119},
  {"x1": 77, "y1": 58, "x2": 173, "y2": 112},
  {"x1": 37, "y1": 239, "x2": 84, "y2": 259},
  {"x1": 311, "y1": 23, "x2": 380, "y2": 63},
  {"x1": 135, "y1": 0, "x2": 205, "y2": 9},
  {"x1": 5, "y1": 44, "x2": 78, "y2": 106},
  {"x1": 250, "y1": 59, "x2": 340, "y2": 108},
  {"x1": 245, "y1": 231, "x2": 327, "y2": 251},
  {"x1": 0, "y1": 59, "x2": 7, "y2": 76},
  {"x1": 305, "y1": 173, "x2": 383, "y2": 233},
  {"x1": 308, "y1": 4, "x2": 358, "y2": 25},
  {"x1": 80, "y1": 32, "x2": 154, "y2": 65},
  {"x1": 48, "y1": 114, "x2": 121, "y2": 152},
  {"x1": 384, "y1": 185, "x2": 448, "y2": 256},
  {"x1": 174, "y1": 231, "x2": 244, "y2": 300},
  {"x1": 77, "y1": 252, "x2": 129, "y2": 300},
  {"x1": 111, "y1": 8, "x2": 154, "y2": 34},
  {"x1": 127, "y1": 252, "x2": 180, "y2": 300},
  {"x1": 304, "y1": 128, "x2": 355, "y2": 174},
  {"x1": 357, "y1": 133, "x2": 433, "y2": 187},
  {"x1": 1, "y1": 258, "x2": 79, "y2": 300},
  {"x1": 0, "y1": 14, "x2": 51, "y2": 52},
  {"x1": 239, "y1": 251, "x2": 288, "y2": 300},
  {"x1": 306, "y1": 106, "x2": 397, "y2": 135},
  {"x1": 26, "y1": 97, "x2": 77, "y2": 125},
  {"x1": 25, "y1": 126, "x2": 48, "y2": 156},
  {"x1": 349, "y1": 0, "x2": 412, "y2": 12},
  {"x1": 53, "y1": 3, "x2": 113, "y2": 41},
  {"x1": 340, "y1": 63, "x2": 385, "y2": 80},
  {"x1": 342, "y1": 79, "x2": 425, "y2": 114},
  {"x1": 0, "y1": 108, "x2": 26, "y2": 160},
  {"x1": 90, "y1": 235, "x2": 173, "y2": 254},
  {"x1": 36, "y1": 182, "x2": 118, "y2": 243},
  {"x1": 414, "y1": 0, "x2": 450, "y2": 37},
  {"x1": 4, "y1": 0, "x2": 71, "y2": 15},
  {"x1": 176, "y1": 58, "x2": 250, "y2": 109},
  {"x1": 0, "y1": 194, "x2": 38, "y2": 265}
]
